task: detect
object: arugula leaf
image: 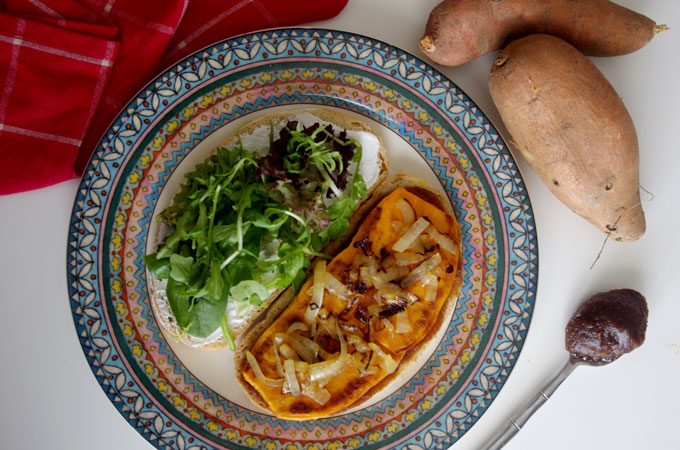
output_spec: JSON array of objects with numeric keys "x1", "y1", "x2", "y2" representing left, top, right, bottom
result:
[
  {"x1": 206, "y1": 260, "x2": 224, "y2": 301},
  {"x1": 186, "y1": 298, "x2": 226, "y2": 337},
  {"x1": 212, "y1": 222, "x2": 245, "y2": 246},
  {"x1": 229, "y1": 280, "x2": 269, "y2": 305},
  {"x1": 166, "y1": 278, "x2": 227, "y2": 338},
  {"x1": 225, "y1": 252, "x2": 255, "y2": 288},
  {"x1": 252, "y1": 208, "x2": 288, "y2": 233},
  {"x1": 169, "y1": 254, "x2": 196, "y2": 284},
  {"x1": 157, "y1": 209, "x2": 193, "y2": 258},
  {"x1": 320, "y1": 174, "x2": 367, "y2": 241},
  {"x1": 319, "y1": 136, "x2": 366, "y2": 242},
  {"x1": 220, "y1": 315, "x2": 235, "y2": 351},
  {"x1": 166, "y1": 278, "x2": 191, "y2": 328},
  {"x1": 267, "y1": 243, "x2": 309, "y2": 291},
  {"x1": 143, "y1": 253, "x2": 170, "y2": 279}
]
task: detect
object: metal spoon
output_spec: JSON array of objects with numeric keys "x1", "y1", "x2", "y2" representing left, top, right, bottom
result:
[{"x1": 483, "y1": 289, "x2": 648, "y2": 450}]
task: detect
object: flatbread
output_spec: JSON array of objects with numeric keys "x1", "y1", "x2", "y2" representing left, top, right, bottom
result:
[
  {"x1": 235, "y1": 174, "x2": 463, "y2": 417},
  {"x1": 147, "y1": 108, "x2": 389, "y2": 349}
]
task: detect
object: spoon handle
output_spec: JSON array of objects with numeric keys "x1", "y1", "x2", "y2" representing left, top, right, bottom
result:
[{"x1": 483, "y1": 358, "x2": 580, "y2": 450}]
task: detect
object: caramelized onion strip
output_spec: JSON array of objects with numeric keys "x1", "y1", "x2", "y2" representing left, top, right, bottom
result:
[
  {"x1": 246, "y1": 351, "x2": 284, "y2": 387},
  {"x1": 420, "y1": 273, "x2": 438, "y2": 302},
  {"x1": 287, "y1": 334, "x2": 318, "y2": 363},
  {"x1": 307, "y1": 320, "x2": 348, "y2": 382},
  {"x1": 346, "y1": 333, "x2": 370, "y2": 353},
  {"x1": 400, "y1": 253, "x2": 442, "y2": 288},
  {"x1": 278, "y1": 342, "x2": 298, "y2": 361},
  {"x1": 325, "y1": 272, "x2": 349, "y2": 300},
  {"x1": 395, "y1": 251, "x2": 426, "y2": 266},
  {"x1": 283, "y1": 359, "x2": 301, "y2": 396},
  {"x1": 287, "y1": 322, "x2": 310, "y2": 334},
  {"x1": 272, "y1": 340, "x2": 284, "y2": 377},
  {"x1": 396, "y1": 198, "x2": 415, "y2": 227},
  {"x1": 383, "y1": 264, "x2": 410, "y2": 282},
  {"x1": 395, "y1": 310, "x2": 412, "y2": 333},
  {"x1": 304, "y1": 260, "x2": 326, "y2": 325},
  {"x1": 302, "y1": 382, "x2": 331, "y2": 405},
  {"x1": 392, "y1": 217, "x2": 430, "y2": 252},
  {"x1": 425, "y1": 225, "x2": 457, "y2": 255},
  {"x1": 367, "y1": 343, "x2": 397, "y2": 373}
]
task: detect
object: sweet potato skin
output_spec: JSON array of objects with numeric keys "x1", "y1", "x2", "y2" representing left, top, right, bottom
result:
[
  {"x1": 489, "y1": 34, "x2": 645, "y2": 241},
  {"x1": 421, "y1": 0, "x2": 662, "y2": 67}
]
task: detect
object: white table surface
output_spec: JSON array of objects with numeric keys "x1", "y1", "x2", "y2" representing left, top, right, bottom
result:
[{"x1": 1, "y1": 1, "x2": 679, "y2": 449}]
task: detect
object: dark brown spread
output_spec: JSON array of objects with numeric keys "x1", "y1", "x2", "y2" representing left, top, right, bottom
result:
[{"x1": 565, "y1": 289, "x2": 648, "y2": 365}]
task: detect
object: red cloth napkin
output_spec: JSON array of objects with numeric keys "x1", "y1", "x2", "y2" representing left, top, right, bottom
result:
[
  {"x1": 4, "y1": 0, "x2": 99, "y2": 22},
  {"x1": 0, "y1": 0, "x2": 348, "y2": 195},
  {"x1": 0, "y1": 11, "x2": 118, "y2": 194},
  {"x1": 73, "y1": 0, "x2": 190, "y2": 175},
  {"x1": 161, "y1": 0, "x2": 349, "y2": 68}
]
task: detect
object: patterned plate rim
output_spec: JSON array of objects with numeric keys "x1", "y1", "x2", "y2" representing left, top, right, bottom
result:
[{"x1": 67, "y1": 27, "x2": 539, "y2": 450}]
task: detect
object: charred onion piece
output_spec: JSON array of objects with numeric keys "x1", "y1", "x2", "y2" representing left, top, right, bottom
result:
[{"x1": 379, "y1": 300, "x2": 407, "y2": 318}]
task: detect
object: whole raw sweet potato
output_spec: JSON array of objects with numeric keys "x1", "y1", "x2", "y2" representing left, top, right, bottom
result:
[
  {"x1": 489, "y1": 34, "x2": 645, "y2": 242},
  {"x1": 421, "y1": 0, "x2": 666, "y2": 67}
]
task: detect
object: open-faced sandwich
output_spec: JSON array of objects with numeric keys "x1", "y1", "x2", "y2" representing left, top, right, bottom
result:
[
  {"x1": 234, "y1": 174, "x2": 463, "y2": 419},
  {"x1": 144, "y1": 109, "x2": 389, "y2": 350}
]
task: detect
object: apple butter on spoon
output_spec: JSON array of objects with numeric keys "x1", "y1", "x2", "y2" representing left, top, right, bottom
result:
[
  {"x1": 566, "y1": 289, "x2": 648, "y2": 365},
  {"x1": 485, "y1": 289, "x2": 648, "y2": 450}
]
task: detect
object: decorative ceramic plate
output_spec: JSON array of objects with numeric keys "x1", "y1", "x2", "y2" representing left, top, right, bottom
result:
[{"x1": 68, "y1": 28, "x2": 537, "y2": 450}]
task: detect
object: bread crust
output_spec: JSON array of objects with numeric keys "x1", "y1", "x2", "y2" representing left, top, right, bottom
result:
[
  {"x1": 147, "y1": 108, "x2": 388, "y2": 349},
  {"x1": 234, "y1": 174, "x2": 463, "y2": 416}
]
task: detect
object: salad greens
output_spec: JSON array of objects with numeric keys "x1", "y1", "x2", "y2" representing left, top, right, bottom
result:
[{"x1": 144, "y1": 120, "x2": 367, "y2": 349}]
